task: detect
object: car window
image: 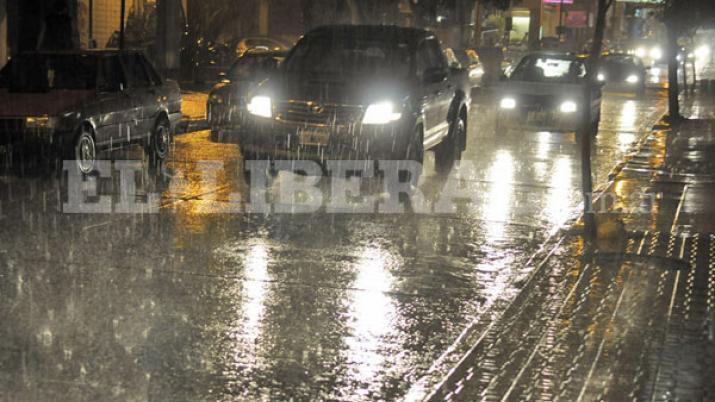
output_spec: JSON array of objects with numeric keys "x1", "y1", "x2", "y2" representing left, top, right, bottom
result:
[
  {"x1": 140, "y1": 56, "x2": 163, "y2": 86},
  {"x1": 426, "y1": 39, "x2": 448, "y2": 69},
  {"x1": 0, "y1": 54, "x2": 97, "y2": 91},
  {"x1": 510, "y1": 55, "x2": 586, "y2": 83},
  {"x1": 122, "y1": 54, "x2": 151, "y2": 88},
  {"x1": 98, "y1": 56, "x2": 125, "y2": 92}
]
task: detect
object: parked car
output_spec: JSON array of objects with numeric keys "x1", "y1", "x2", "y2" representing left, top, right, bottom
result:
[
  {"x1": 207, "y1": 49, "x2": 286, "y2": 140},
  {"x1": 235, "y1": 36, "x2": 291, "y2": 58},
  {"x1": 240, "y1": 25, "x2": 471, "y2": 185},
  {"x1": 597, "y1": 53, "x2": 647, "y2": 95},
  {"x1": 495, "y1": 52, "x2": 602, "y2": 133},
  {"x1": 0, "y1": 50, "x2": 182, "y2": 173},
  {"x1": 444, "y1": 48, "x2": 485, "y2": 87}
]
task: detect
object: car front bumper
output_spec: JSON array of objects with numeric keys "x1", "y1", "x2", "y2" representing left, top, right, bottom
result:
[
  {"x1": 238, "y1": 116, "x2": 411, "y2": 162},
  {"x1": 497, "y1": 108, "x2": 583, "y2": 132}
]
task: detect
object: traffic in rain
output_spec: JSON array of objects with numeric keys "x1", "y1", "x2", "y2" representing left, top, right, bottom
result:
[{"x1": 1, "y1": 1, "x2": 715, "y2": 401}]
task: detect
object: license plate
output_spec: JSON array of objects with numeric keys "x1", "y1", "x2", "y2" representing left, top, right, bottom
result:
[
  {"x1": 527, "y1": 111, "x2": 549, "y2": 124},
  {"x1": 298, "y1": 128, "x2": 330, "y2": 146}
]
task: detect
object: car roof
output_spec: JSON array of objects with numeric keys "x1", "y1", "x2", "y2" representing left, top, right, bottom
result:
[
  {"x1": 304, "y1": 25, "x2": 435, "y2": 44},
  {"x1": 523, "y1": 51, "x2": 580, "y2": 60}
]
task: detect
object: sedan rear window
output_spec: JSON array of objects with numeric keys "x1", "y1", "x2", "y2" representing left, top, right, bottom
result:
[
  {"x1": 0, "y1": 54, "x2": 97, "y2": 92},
  {"x1": 510, "y1": 55, "x2": 586, "y2": 83}
]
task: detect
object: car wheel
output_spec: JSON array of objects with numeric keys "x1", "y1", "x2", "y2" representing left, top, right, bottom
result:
[
  {"x1": 148, "y1": 118, "x2": 171, "y2": 163},
  {"x1": 73, "y1": 128, "x2": 97, "y2": 174},
  {"x1": 435, "y1": 114, "x2": 465, "y2": 175}
]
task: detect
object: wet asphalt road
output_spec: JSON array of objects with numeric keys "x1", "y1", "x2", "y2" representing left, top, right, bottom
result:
[{"x1": 0, "y1": 83, "x2": 668, "y2": 401}]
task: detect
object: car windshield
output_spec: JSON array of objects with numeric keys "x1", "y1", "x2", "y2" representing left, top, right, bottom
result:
[
  {"x1": 0, "y1": 54, "x2": 97, "y2": 92},
  {"x1": 228, "y1": 53, "x2": 283, "y2": 80},
  {"x1": 510, "y1": 55, "x2": 586, "y2": 83},
  {"x1": 283, "y1": 34, "x2": 411, "y2": 78},
  {"x1": 603, "y1": 55, "x2": 638, "y2": 68}
]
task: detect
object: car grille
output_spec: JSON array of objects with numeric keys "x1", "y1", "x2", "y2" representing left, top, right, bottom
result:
[
  {"x1": 275, "y1": 101, "x2": 363, "y2": 125},
  {"x1": 518, "y1": 95, "x2": 559, "y2": 110}
]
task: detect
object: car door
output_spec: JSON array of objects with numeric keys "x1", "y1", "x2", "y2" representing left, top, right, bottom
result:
[
  {"x1": 120, "y1": 54, "x2": 155, "y2": 141},
  {"x1": 428, "y1": 39, "x2": 456, "y2": 136},
  {"x1": 94, "y1": 55, "x2": 132, "y2": 146},
  {"x1": 415, "y1": 40, "x2": 441, "y2": 142}
]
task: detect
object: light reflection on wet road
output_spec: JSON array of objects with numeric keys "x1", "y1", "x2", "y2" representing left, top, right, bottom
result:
[{"x1": 0, "y1": 87, "x2": 667, "y2": 400}]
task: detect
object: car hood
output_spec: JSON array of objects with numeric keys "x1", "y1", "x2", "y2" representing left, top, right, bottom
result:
[
  {"x1": 0, "y1": 89, "x2": 97, "y2": 117},
  {"x1": 264, "y1": 72, "x2": 409, "y2": 106},
  {"x1": 210, "y1": 81, "x2": 258, "y2": 100}
]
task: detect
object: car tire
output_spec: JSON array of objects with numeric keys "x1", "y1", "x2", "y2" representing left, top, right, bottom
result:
[
  {"x1": 147, "y1": 118, "x2": 171, "y2": 164},
  {"x1": 72, "y1": 128, "x2": 97, "y2": 175},
  {"x1": 435, "y1": 114, "x2": 465, "y2": 175}
]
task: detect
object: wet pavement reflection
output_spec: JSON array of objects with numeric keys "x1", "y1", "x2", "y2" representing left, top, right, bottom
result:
[{"x1": 0, "y1": 86, "x2": 668, "y2": 400}]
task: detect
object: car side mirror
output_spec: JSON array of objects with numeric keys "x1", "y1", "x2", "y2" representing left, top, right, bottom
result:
[{"x1": 423, "y1": 67, "x2": 448, "y2": 84}]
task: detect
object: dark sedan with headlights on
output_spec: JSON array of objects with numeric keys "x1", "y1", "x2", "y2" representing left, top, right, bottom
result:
[
  {"x1": 495, "y1": 52, "x2": 602, "y2": 133},
  {"x1": 207, "y1": 49, "x2": 286, "y2": 141},
  {"x1": 0, "y1": 50, "x2": 182, "y2": 173},
  {"x1": 597, "y1": 53, "x2": 647, "y2": 95},
  {"x1": 239, "y1": 25, "x2": 471, "y2": 185}
]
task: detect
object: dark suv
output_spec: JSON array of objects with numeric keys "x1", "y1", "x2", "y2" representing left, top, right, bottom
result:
[{"x1": 241, "y1": 25, "x2": 470, "y2": 183}]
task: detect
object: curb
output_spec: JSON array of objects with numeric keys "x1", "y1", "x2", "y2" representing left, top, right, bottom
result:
[{"x1": 176, "y1": 119, "x2": 209, "y2": 135}]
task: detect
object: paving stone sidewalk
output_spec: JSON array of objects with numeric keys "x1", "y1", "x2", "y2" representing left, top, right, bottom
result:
[{"x1": 421, "y1": 86, "x2": 715, "y2": 402}]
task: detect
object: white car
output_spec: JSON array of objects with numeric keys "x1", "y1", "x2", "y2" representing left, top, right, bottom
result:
[{"x1": 495, "y1": 52, "x2": 602, "y2": 133}]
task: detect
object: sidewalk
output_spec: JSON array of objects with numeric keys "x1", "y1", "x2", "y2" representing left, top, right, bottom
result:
[
  {"x1": 177, "y1": 89, "x2": 209, "y2": 134},
  {"x1": 417, "y1": 84, "x2": 715, "y2": 400}
]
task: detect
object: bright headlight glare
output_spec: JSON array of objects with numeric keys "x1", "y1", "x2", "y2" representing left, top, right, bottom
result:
[
  {"x1": 597, "y1": 73, "x2": 606, "y2": 82},
  {"x1": 500, "y1": 97, "x2": 516, "y2": 109},
  {"x1": 695, "y1": 45, "x2": 710, "y2": 59},
  {"x1": 650, "y1": 46, "x2": 662, "y2": 60},
  {"x1": 560, "y1": 101, "x2": 578, "y2": 113},
  {"x1": 626, "y1": 74, "x2": 639, "y2": 84},
  {"x1": 362, "y1": 101, "x2": 402, "y2": 125},
  {"x1": 247, "y1": 96, "x2": 272, "y2": 118},
  {"x1": 635, "y1": 47, "x2": 647, "y2": 58}
]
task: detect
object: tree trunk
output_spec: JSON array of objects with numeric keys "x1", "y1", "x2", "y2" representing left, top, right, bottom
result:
[{"x1": 666, "y1": 26, "x2": 680, "y2": 120}]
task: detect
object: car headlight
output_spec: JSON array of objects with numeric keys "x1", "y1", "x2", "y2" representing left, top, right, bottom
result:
[
  {"x1": 650, "y1": 46, "x2": 662, "y2": 60},
  {"x1": 25, "y1": 116, "x2": 56, "y2": 129},
  {"x1": 559, "y1": 101, "x2": 578, "y2": 113},
  {"x1": 597, "y1": 73, "x2": 606, "y2": 82},
  {"x1": 500, "y1": 97, "x2": 516, "y2": 109},
  {"x1": 362, "y1": 101, "x2": 402, "y2": 125},
  {"x1": 247, "y1": 96, "x2": 272, "y2": 118},
  {"x1": 695, "y1": 45, "x2": 710, "y2": 60},
  {"x1": 635, "y1": 47, "x2": 647, "y2": 58},
  {"x1": 626, "y1": 74, "x2": 639, "y2": 84}
]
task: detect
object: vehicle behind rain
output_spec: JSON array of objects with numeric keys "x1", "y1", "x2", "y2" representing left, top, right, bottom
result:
[
  {"x1": 207, "y1": 49, "x2": 287, "y2": 141},
  {"x1": 597, "y1": 53, "x2": 647, "y2": 95},
  {"x1": 495, "y1": 52, "x2": 602, "y2": 133},
  {"x1": 239, "y1": 25, "x2": 471, "y2": 186},
  {"x1": 0, "y1": 51, "x2": 182, "y2": 173}
]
